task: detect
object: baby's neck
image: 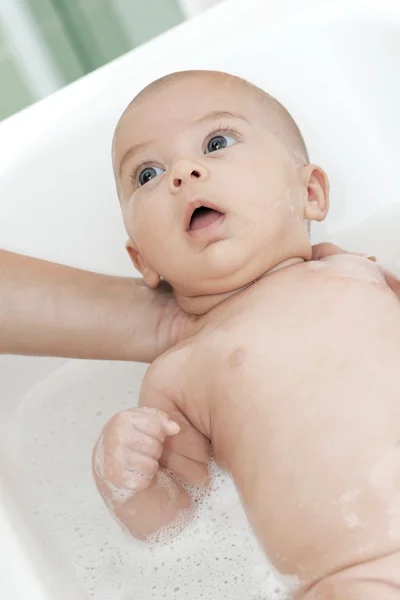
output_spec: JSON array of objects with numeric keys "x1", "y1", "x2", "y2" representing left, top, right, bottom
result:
[{"x1": 176, "y1": 257, "x2": 305, "y2": 317}]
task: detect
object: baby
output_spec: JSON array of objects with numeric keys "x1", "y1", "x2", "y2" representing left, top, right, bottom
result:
[{"x1": 93, "y1": 70, "x2": 400, "y2": 599}]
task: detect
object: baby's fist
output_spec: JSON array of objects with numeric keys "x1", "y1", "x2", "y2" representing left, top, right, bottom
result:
[{"x1": 94, "y1": 407, "x2": 180, "y2": 495}]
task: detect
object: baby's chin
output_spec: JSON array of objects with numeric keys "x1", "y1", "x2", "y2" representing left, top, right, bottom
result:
[
  {"x1": 170, "y1": 254, "x2": 308, "y2": 316},
  {"x1": 171, "y1": 272, "x2": 266, "y2": 316},
  {"x1": 173, "y1": 288, "x2": 238, "y2": 317}
]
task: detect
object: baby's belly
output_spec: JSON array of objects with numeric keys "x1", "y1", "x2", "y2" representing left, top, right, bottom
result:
[
  {"x1": 210, "y1": 337, "x2": 400, "y2": 585},
  {"x1": 218, "y1": 391, "x2": 400, "y2": 588}
]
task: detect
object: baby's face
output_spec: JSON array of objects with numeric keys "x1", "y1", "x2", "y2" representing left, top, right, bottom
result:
[{"x1": 113, "y1": 74, "x2": 324, "y2": 298}]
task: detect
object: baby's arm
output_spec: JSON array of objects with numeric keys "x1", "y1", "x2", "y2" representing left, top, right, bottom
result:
[{"x1": 92, "y1": 366, "x2": 210, "y2": 541}]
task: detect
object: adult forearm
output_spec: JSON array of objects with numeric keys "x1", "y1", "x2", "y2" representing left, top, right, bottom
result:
[{"x1": 0, "y1": 250, "x2": 161, "y2": 361}]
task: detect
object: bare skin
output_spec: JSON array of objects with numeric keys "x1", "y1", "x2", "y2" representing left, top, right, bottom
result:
[
  {"x1": 93, "y1": 71, "x2": 400, "y2": 598},
  {"x1": 0, "y1": 249, "x2": 194, "y2": 361}
]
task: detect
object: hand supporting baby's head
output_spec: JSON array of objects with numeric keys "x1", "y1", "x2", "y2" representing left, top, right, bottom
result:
[{"x1": 112, "y1": 70, "x2": 329, "y2": 315}]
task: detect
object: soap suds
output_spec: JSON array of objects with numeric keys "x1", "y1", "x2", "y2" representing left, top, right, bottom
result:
[{"x1": 344, "y1": 512, "x2": 361, "y2": 528}]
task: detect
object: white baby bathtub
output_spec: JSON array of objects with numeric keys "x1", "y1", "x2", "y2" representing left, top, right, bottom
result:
[{"x1": 1, "y1": 0, "x2": 400, "y2": 598}]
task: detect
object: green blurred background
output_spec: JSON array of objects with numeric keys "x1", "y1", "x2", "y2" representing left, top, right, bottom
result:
[{"x1": 0, "y1": 0, "x2": 188, "y2": 121}]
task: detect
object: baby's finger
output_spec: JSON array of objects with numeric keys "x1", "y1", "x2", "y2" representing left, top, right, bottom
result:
[
  {"x1": 104, "y1": 451, "x2": 158, "y2": 489},
  {"x1": 162, "y1": 418, "x2": 180, "y2": 437},
  {"x1": 129, "y1": 428, "x2": 163, "y2": 460},
  {"x1": 123, "y1": 453, "x2": 159, "y2": 490},
  {"x1": 136, "y1": 407, "x2": 180, "y2": 439},
  {"x1": 118, "y1": 410, "x2": 165, "y2": 442}
]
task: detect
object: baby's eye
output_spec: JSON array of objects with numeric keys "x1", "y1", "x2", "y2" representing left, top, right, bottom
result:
[
  {"x1": 205, "y1": 134, "x2": 237, "y2": 154},
  {"x1": 137, "y1": 165, "x2": 164, "y2": 187}
]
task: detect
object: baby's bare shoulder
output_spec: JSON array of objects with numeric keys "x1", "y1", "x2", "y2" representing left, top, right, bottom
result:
[
  {"x1": 145, "y1": 343, "x2": 192, "y2": 388},
  {"x1": 307, "y1": 254, "x2": 386, "y2": 285}
]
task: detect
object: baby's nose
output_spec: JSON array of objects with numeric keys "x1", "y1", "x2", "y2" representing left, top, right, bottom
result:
[{"x1": 169, "y1": 159, "x2": 208, "y2": 193}]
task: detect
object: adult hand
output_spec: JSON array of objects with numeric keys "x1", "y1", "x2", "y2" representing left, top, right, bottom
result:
[{"x1": 135, "y1": 278, "x2": 196, "y2": 361}]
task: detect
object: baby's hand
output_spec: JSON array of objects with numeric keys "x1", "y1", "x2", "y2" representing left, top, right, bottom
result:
[{"x1": 94, "y1": 407, "x2": 180, "y2": 496}]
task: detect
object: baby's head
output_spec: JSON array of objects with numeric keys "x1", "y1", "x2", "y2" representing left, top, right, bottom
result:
[{"x1": 113, "y1": 70, "x2": 329, "y2": 314}]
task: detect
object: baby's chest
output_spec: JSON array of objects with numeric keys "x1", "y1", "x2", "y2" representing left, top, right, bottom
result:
[
  {"x1": 181, "y1": 295, "x2": 376, "y2": 401},
  {"x1": 181, "y1": 320, "x2": 279, "y2": 398}
]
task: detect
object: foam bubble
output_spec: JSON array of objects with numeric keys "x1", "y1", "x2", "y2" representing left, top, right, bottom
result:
[{"x1": 17, "y1": 360, "x2": 288, "y2": 600}]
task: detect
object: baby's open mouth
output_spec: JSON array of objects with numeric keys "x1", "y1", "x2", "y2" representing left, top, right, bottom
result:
[{"x1": 189, "y1": 206, "x2": 224, "y2": 231}]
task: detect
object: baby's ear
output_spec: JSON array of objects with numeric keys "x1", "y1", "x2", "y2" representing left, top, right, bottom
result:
[
  {"x1": 301, "y1": 164, "x2": 329, "y2": 222},
  {"x1": 125, "y1": 240, "x2": 160, "y2": 288}
]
